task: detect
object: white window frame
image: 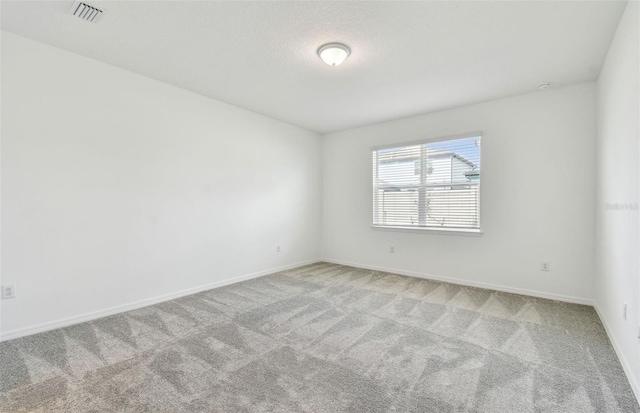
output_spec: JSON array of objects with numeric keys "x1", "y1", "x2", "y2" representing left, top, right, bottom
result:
[{"x1": 371, "y1": 132, "x2": 482, "y2": 235}]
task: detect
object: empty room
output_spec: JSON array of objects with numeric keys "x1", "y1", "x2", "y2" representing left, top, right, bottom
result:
[{"x1": 1, "y1": 0, "x2": 639, "y2": 412}]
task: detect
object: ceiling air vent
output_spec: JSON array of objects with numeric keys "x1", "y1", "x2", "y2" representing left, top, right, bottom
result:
[{"x1": 69, "y1": 1, "x2": 105, "y2": 23}]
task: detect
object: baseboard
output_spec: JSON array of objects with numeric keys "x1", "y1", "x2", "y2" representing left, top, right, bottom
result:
[
  {"x1": 0, "y1": 258, "x2": 321, "y2": 342},
  {"x1": 320, "y1": 258, "x2": 593, "y2": 305},
  {"x1": 593, "y1": 303, "x2": 640, "y2": 404}
]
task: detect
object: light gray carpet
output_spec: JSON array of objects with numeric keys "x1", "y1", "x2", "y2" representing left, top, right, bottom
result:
[{"x1": 1, "y1": 262, "x2": 638, "y2": 412}]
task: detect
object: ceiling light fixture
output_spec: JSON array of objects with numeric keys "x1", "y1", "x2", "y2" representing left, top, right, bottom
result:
[{"x1": 317, "y1": 43, "x2": 351, "y2": 66}]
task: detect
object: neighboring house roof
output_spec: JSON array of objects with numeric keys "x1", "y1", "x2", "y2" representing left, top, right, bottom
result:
[
  {"x1": 378, "y1": 150, "x2": 477, "y2": 169},
  {"x1": 450, "y1": 153, "x2": 476, "y2": 169}
]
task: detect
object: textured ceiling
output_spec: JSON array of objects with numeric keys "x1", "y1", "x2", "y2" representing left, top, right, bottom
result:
[{"x1": 1, "y1": 1, "x2": 627, "y2": 133}]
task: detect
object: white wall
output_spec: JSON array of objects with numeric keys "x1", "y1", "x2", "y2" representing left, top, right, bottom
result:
[
  {"x1": 0, "y1": 32, "x2": 322, "y2": 338},
  {"x1": 322, "y1": 82, "x2": 597, "y2": 303},
  {"x1": 594, "y1": 0, "x2": 640, "y2": 399}
]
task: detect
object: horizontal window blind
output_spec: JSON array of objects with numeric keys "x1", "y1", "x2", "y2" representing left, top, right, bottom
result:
[{"x1": 372, "y1": 135, "x2": 481, "y2": 230}]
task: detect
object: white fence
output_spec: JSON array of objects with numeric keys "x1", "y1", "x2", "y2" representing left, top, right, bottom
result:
[{"x1": 374, "y1": 185, "x2": 480, "y2": 229}]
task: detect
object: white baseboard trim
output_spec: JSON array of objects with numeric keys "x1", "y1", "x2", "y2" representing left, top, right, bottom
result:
[
  {"x1": 0, "y1": 259, "x2": 321, "y2": 342},
  {"x1": 321, "y1": 258, "x2": 594, "y2": 305},
  {"x1": 593, "y1": 303, "x2": 640, "y2": 404}
]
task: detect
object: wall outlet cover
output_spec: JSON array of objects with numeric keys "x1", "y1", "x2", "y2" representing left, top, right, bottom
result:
[{"x1": 2, "y1": 285, "x2": 16, "y2": 299}]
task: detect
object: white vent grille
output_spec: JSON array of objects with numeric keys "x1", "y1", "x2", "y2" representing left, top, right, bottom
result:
[{"x1": 70, "y1": 1, "x2": 104, "y2": 23}]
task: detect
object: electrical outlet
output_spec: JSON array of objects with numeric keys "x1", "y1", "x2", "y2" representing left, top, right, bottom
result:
[
  {"x1": 390, "y1": 246, "x2": 395, "y2": 254},
  {"x1": 623, "y1": 303, "x2": 627, "y2": 320},
  {"x1": 277, "y1": 245, "x2": 281, "y2": 253},
  {"x1": 2, "y1": 285, "x2": 16, "y2": 299},
  {"x1": 541, "y1": 262, "x2": 550, "y2": 272}
]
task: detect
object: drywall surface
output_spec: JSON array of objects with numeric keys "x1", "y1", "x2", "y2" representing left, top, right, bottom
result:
[
  {"x1": 322, "y1": 82, "x2": 597, "y2": 303},
  {"x1": 594, "y1": 1, "x2": 640, "y2": 400},
  {"x1": 1, "y1": 32, "x2": 322, "y2": 338}
]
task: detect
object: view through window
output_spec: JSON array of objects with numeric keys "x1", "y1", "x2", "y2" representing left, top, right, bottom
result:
[{"x1": 372, "y1": 134, "x2": 481, "y2": 231}]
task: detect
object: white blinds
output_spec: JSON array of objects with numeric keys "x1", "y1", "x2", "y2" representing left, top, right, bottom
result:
[{"x1": 372, "y1": 135, "x2": 481, "y2": 230}]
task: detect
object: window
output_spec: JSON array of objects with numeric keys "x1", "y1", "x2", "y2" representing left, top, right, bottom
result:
[{"x1": 372, "y1": 134, "x2": 481, "y2": 232}]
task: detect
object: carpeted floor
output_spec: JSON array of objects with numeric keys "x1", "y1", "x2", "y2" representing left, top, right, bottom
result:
[{"x1": 1, "y1": 262, "x2": 638, "y2": 412}]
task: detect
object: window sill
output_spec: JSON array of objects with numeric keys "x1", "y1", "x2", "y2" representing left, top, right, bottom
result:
[{"x1": 371, "y1": 225, "x2": 483, "y2": 236}]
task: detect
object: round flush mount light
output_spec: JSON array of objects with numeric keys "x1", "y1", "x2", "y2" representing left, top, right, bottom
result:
[
  {"x1": 317, "y1": 43, "x2": 351, "y2": 66},
  {"x1": 538, "y1": 83, "x2": 551, "y2": 90}
]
